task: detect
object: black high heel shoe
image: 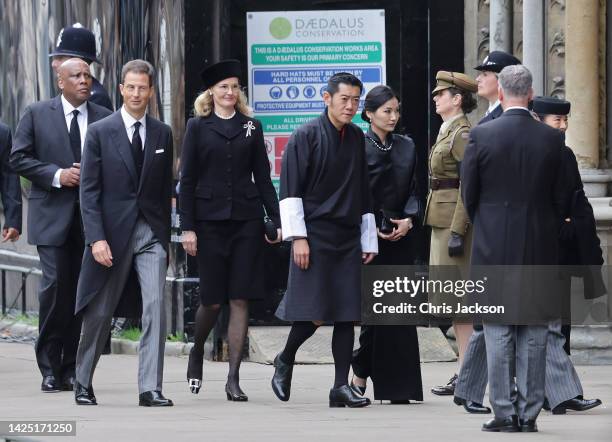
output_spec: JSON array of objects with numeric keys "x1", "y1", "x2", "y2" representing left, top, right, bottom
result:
[
  {"x1": 350, "y1": 376, "x2": 366, "y2": 396},
  {"x1": 187, "y1": 347, "x2": 203, "y2": 394},
  {"x1": 225, "y1": 383, "x2": 248, "y2": 402}
]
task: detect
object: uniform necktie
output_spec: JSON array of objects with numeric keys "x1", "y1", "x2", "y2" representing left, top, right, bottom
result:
[
  {"x1": 69, "y1": 109, "x2": 81, "y2": 162},
  {"x1": 132, "y1": 121, "x2": 144, "y2": 178}
]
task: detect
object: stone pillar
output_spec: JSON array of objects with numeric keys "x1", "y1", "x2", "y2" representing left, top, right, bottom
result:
[
  {"x1": 565, "y1": 0, "x2": 600, "y2": 169},
  {"x1": 489, "y1": 0, "x2": 512, "y2": 52},
  {"x1": 522, "y1": 1, "x2": 544, "y2": 95}
]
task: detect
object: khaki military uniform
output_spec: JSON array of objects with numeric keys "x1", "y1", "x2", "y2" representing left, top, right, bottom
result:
[{"x1": 425, "y1": 114, "x2": 472, "y2": 271}]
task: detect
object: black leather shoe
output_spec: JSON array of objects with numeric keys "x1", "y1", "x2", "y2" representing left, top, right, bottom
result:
[
  {"x1": 431, "y1": 373, "x2": 457, "y2": 396},
  {"x1": 454, "y1": 396, "x2": 491, "y2": 414},
  {"x1": 61, "y1": 376, "x2": 76, "y2": 391},
  {"x1": 139, "y1": 390, "x2": 173, "y2": 407},
  {"x1": 350, "y1": 377, "x2": 366, "y2": 396},
  {"x1": 74, "y1": 382, "x2": 97, "y2": 405},
  {"x1": 186, "y1": 347, "x2": 203, "y2": 394},
  {"x1": 520, "y1": 419, "x2": 538, "y2": 432},
  {"x1": 482, "y1": 415, "x2": 520, "y2": 432},
  {"x1": 552, "y1": 397, "x2": 602, "y2": 415},
  {"x1": 41, "y1": 375, "x2": 61, "y2": 393},
  {"x1": 329, "y1": 385, "x2": 371, "y2": 408},
  {"x1": 271, "y1": 353, "x2": 293, "y2": 402},
  {"x1": 225, "y1": 383, "x2": 248, "y2": 402}
]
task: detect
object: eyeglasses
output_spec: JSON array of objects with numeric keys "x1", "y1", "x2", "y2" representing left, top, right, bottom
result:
[{"x1": 214, "y1": 84, "x2": 244, "y2": 94}]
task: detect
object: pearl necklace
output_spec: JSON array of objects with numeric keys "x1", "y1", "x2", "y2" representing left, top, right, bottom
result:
[
  {"x1": 214, "y1": 110, "x2": 236, "y2": 120},
  {"x1": 366, "y1": 135, "x2": 393, "y2": 152}
]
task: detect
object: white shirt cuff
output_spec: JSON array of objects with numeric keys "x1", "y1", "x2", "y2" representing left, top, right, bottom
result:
[
  {"x1": 280, "y1": 197, "x2": 307, "y2": 241},
  {"x1": 52, "y1": 168, "x2": 62, "y2": 188},
  {"x1": 361, "y1": 213, "x2": 378, "y2": 253}
]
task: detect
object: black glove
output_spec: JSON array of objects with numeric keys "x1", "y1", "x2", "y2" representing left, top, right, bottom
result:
[
  {"x1": 559, "y1": 219, "x2": 576, "y2": 241},
  {"x1": 448, "y1": 232, "x2": 464, "y2": 257}
]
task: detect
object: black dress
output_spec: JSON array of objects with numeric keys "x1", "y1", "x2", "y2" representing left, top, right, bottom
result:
[
  {"x1": 179, "y1": 112, "x2": 280, "y2": 305},
  {"x1": 351, "y1": 129, "x2": 424, "y2": 401}
]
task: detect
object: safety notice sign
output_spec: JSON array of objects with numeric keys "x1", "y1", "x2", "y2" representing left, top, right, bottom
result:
[{"x1": 246, "y1": 10, "x2": 387, "y2": 187}]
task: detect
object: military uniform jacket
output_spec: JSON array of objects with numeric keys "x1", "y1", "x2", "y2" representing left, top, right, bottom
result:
[
  {"x1": 179, "y1": 112, "x2": 280, "y2": 231},
  {"x1": 424, "y1": 114, "x2": 471, "y2": 234}
]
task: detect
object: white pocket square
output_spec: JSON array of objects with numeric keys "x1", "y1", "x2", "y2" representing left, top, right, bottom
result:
[{"x1": 155, "y1": 148, "x2": 165, "y2": 154}]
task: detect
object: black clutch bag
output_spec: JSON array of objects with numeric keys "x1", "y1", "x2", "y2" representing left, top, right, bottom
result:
[
  {"x1": 379, "y1": 209, "x2": 400, "y2": 234},
  {"x1": 264, "y1": 216, "x2": 278, "y2": 241}
]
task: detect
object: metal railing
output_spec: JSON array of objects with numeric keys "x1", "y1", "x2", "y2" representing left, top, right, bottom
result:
[{"x1": 0, "y1": 264, "x2": 41, "y2": 316}]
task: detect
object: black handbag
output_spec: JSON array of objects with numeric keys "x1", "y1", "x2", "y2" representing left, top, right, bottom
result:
[{"x1": 379, "y1": 209, "x2": 401, "y2": 234}]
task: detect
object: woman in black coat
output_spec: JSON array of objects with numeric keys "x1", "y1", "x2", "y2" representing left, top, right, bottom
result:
[
  {"x1": 350, "y1": 85, "x2": 423, "y2": 402},
  {"x1": 180, "y1": 60, "x2": 281, "y2": 401}
]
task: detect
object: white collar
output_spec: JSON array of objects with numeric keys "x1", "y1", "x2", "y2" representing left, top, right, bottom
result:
[
  {"x1": 60, "y1": 95, "x2": 88, "y2": 117},
  {"x1": 440, "y1": 113, "x2": 464, "y2": 133},
  {"x1": 487, "y1": 100, "x2": 500, "y2": 113},
  {"x1": 504, "y1": 106, "x2": 530, "y2": 112},
  {"x1": 120, "y1": 106, "x2": 146, "y2": 130}
]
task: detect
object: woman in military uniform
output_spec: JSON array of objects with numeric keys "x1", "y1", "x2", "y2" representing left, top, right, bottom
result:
[
  {"x1": 180, "y1": 60, "x2": 281, "y2": 401},
  {"x1": 350, "y1": 85, "x2": 423, "y2": 403},
  {"x1": 425, "y1": 71, "x2": 478, "y2": 396}
]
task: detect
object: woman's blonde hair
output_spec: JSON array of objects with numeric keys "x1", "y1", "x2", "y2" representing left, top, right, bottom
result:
[{"x1": 193, "y1": 87, "x2": 253, "y2": 117}]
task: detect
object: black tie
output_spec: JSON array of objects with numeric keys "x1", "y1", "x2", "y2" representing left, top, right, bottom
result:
[
  {"x1": 69, "y1": 109, "x2": 81, "y2": 162},
  {"x1": 132, "y1": 121, "x2": 144, "y2": 178}
]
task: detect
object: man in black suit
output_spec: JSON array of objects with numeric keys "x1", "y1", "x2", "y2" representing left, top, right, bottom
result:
[
  {"x1": 74, "y1": 59, "x2": 174, "y2": 407},
  {"x1": 50, "y1": 24, "x2": 113, "y2": 111},
  {"x1": 0, "y1": 122, "x2": 22, "y2": 241},
  {"x1": 462, "y1": 65, "x2": 565, "y2": 433},
  {"x1": 10, "y1": 58, "x2": 112, "y2": 393},
  {"x1": 451, "y1": 51, "x2": 521, "y2": 414}
]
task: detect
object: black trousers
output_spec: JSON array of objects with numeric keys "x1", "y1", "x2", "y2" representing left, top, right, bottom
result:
[{"x1": 35, "y1": 208, "x2": 84, "y2": 379}]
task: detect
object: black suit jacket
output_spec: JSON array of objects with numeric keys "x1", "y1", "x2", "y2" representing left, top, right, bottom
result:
[
  {"x1": 75, "y1": 110, "x2": 173, "y2": 313},
  {"x1": 10, "y1": 95, "x2": 112, "y2": 246},
  {"x1": 478, "y1": 103, "x2": 503, "y2": 125},
  {"x1": 0, "y1": 122, "x2": 22, "y2": 231},
  {"x1": 462, "y1": 108, "x2": 566, "y2": 266},
  {"x1": 90, "y1": 77, "x2": 113, "y2": 111},
  {"x1": 179, "y1": 112, "x2": 279, "y2": 231}
]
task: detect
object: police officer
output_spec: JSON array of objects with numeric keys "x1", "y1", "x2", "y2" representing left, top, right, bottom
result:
[
  {"x1": 474, "y1": 51, "x2": 521, "y2": 122},
  {"x1": 426, "y1": 71, "x2": 481, "y2": 400},
  {"x1": 49, "y1": 24, "x2": 113, "y2": 111}
]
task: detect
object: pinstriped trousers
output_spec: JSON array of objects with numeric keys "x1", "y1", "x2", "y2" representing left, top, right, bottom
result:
[
  {"x1": 545, "y1": 320, "x2": 582, "y2": 408},
  {"x1": 76, "y1": 218, "x2": 168, "y2": 394},
  {"x1": 457, "y1": 322, "x2": 583, "y2": 409},
  {"x1": 484, "y1": 324, "x2": 548, "y2": 420}
]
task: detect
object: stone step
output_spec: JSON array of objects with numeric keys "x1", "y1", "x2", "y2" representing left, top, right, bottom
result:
[{"x1": 247, "y1": 326, "x2": 457, "y2": 364}]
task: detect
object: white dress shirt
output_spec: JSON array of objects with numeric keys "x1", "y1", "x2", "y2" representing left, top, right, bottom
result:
[
  {"x1": 120, "y1": 106, "x2": 146, "y2": 146},
  {"x1": 52, "y1": 96, "x2": 89, "y2": 188},
  {"x1": 486, "y1": 100, "x2": 501, "y2": 116}
]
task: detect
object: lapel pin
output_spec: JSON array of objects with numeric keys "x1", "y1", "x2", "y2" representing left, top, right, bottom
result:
[{"x1": 244, "y1": 120, "x2": 255, "y2": 138}]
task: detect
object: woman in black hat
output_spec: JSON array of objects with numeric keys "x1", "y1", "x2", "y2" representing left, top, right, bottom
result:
[
  {"x1": 180, "y1": 59, "x2": 281, "y2": 401},
  {"x1": 349, "y1": 85, "x2": 423, "y2": 403}
]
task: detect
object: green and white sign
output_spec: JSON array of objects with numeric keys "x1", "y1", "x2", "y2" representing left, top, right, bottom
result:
[{"x1": 246, "y1": 10, "x2": 387, "y2": 186}]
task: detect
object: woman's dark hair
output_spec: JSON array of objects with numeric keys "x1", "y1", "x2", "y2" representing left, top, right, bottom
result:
[
  {"x1": 447, "y1": 86, "x2": 478, "y2": 114},
  {"x1": 361, "y1": 85, "x2": 400, "y2": 123}
]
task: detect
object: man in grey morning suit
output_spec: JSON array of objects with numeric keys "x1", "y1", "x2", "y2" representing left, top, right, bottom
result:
[
  {"x1": 74, "y1": 59, "x2": 174, "y2": 407},
  {"x1": 10, "y1": 59, "x2": 112, "y2": 393},
  {"x1": 462, "y1": 65, "x2": 566, "y2": 433}
]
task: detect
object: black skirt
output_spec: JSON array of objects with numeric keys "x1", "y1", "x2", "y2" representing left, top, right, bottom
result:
[
  {"x1": 276, "y1": 219, "x2": 361, "y2": 322},
  {"x1": 195, "y1": 218, "x2": 265, "y2": 305},
  {"x1": 351, "y1": 234, "x2": 424, "y2": 401}
]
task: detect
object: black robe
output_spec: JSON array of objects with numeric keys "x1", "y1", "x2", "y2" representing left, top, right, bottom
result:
[
  {"x1": 275, "y1": 110, "x2": 375, "y2": 322},
  {"x1": 558, "y1": 145, "x2": 606, "y2": 353},
  {"x1": 352, "y1": 129, "x2": 423, "y2": 401}
]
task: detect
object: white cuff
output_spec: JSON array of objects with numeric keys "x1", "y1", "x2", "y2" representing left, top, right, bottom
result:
[
  {"x1": 360, "y1": 213, "x2": 378, "y2": 253},
  {"x1": 52, "y1": 168, "x2": 62, "y2": 188},
  {"x1": 280, "y1": 197, "x2": 307, "y2": 241}
]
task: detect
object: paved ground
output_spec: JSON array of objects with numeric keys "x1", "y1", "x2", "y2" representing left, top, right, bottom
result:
[{"x1": 0, "y1": 341, "x2": 610, "y2": 442}]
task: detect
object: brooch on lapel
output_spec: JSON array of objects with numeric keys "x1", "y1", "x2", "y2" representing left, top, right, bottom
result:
[{"x1": 243, "y1": 120, "x2": 255, "y2": 138}]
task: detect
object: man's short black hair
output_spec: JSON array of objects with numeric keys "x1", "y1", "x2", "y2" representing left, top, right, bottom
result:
[{"x1": 327, "y1": 72, "x2": 363, "y2": 96}]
